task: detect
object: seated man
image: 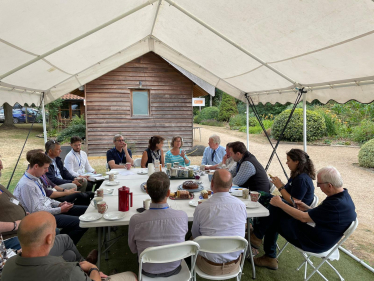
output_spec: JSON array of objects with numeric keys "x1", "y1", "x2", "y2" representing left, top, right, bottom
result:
[
  {"x1": 251, "y1": 166, "x2": 357, "y2": 270},
  {"x1": 64, "y1": 136, "x2": 103, "y2": 191},
  {"x1": 107, "y1": 134, "x2": 134, "y2": 169},
  {"x1": 128, "y1": 172, "x2": 188, "y2": 278},
  {"x1": 13, "y1": 152, "x2": 88, "y2": 244},
  {"x1": 0, "y1": 159, "x2": 95, "y2": 263},
  {"x1": 201, "y1": 134, "x2": 226, "y2": 166},
  {"x1": 228, "y1": 141, "x2": 270, "y2": 192},
  {"x1": 45, "y1": 140, "x2": 87, "y2": 192},
  {"x1": 27, "y1": 149, "x2": 93, "y2": 206},
  {"x1": 192, "y1": 169, "x2": 247, "y2": 276},
  {"x1": 1, "y1": 212, "x2": 137, "y2": 281},
  {"x1": 209, "y1": 143, "x2": 236, "y2": 171}
]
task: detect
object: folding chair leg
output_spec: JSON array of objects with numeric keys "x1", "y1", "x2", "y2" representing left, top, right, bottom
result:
[
  {"x1": 277, "y1": 243, "x2": 280, "y2": 251},
  {"x1": 276, "y1": 242, "x2": 289, "y2": 258},
  {"x1": 326, "y1": 260, "x2": 344, "y2": 281},
  {"x1": 305, "y1": 257, "x2": 328, "y2": 281}
]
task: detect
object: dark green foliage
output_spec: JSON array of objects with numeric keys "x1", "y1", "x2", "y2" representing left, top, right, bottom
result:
[
  {"x1": 200, "y1": 119, "x2": 225, "y2": 127},
  {"x1": 331, "y1": 101, "x2": 374, "y2": 127},
  {"x1": 56, "y1": 115, "x2": 86, "y2": 143},
  {"x1": 218, "y1": 93, "x2": 238, "y2": 121},
  {"x1": 199, "y1": 106, "x2": 219, "y2": 121},
  {"x1": 352, "y1": 120, "x2": 374, "y2": 143},
  {"x1": 47, "y1": 98, "x2": 63, "y2": 130},
  {"x1": 358, "y1": 138, "x2": 374, "y2": 168},
  {"x1": 229, "y1": 114, "x2": 257, "y2": 129},
  {"x1": 272, "y1": 108, "x2": 326, "y2": 141}
]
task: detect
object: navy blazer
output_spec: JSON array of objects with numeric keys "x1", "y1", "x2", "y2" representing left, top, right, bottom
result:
[{"x1": 45, "y1": 156, "x2": 75, "y2": 185}]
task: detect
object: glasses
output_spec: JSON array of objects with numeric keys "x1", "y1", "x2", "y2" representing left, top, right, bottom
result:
[
  {"x1": 116, "y1": 139, "x2": 125, "y2": 142},
  {"x1": 317, "y1": 182, "x2": 330, "y2": 185}
]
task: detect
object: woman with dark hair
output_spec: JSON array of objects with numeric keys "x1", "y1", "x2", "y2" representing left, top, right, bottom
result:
[
  {"x1": 165, "y1": 136, "x2": 190, "y2": 167},
  {"x1": 141, "y1": 136, "x2": 165, "y2": 168},
  {"x1": 270, "y1": 148, "x2": 315, "y2": 206}
]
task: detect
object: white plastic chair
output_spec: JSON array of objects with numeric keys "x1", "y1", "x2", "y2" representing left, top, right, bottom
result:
[
  {"x1": 277, "y1": 194, "x2": 319, "y2": 258},
  {"x1": 295, "y1": 219, "x2": 358, "y2": 281},
  {"x1": 138, "y1": 241, "x2": 200, "y2": 281},
  {"x1": 193, "y1": 236, "x2": 248, "y2": 281},
  {"x1": 133, "y1": 158, "x2": 142, "y2": 167},
  {"x1": 105, "y1": 162, "x2": 110, "y2": 171}
]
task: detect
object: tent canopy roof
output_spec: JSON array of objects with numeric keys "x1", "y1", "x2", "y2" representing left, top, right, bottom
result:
[{"x1": 1, "y1": 0, "x2": 374, "y2": 106}]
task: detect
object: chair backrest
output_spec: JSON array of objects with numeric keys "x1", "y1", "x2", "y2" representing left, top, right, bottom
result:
[
  {"x1": 138, "y1": 241, "x2": 200, "y2": 280},
  {"x1": 310, "y1": 194, "x2": 319, "y2": 208},
  {"x1": 105, "y1": 162, "x2": 109, "y2": 171},
  {"x1": 193, "y1": 236, "x2": 248, "y2": 254},
  {"x1": 134, "y1": 158, "x2": 142, "y2": 167}
]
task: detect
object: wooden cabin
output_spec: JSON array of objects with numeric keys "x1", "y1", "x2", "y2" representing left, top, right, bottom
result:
[
  {"x1": 84, "y1": 52, "x2": 212, "y2": 155},
  {"x1": 59, "y1": 91, "x2": 85, "y2": 128}
]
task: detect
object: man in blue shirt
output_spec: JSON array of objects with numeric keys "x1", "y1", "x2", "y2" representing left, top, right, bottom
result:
[
  {"x1": 106, "y1": 134, "x2": 134, "y2": 169},
  {"x1": 201, "y1": 135, "x2": 226, "y2": 166},
  {"x1": 251, "y1": 166, "x2": 356, "y2": 270}
]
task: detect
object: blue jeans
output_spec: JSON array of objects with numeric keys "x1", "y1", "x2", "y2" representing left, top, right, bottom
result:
[
  {"x1": 253, "y1": 204, "x2": 302, "y2": 258},
  {"x1": 4, "y1": 236, "x2": 21, "y2": 251}
]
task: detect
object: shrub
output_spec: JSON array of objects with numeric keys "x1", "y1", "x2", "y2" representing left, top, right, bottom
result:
[
  {"x1": 218, "y1": 93, "x2": 238, "y2": 121},
  {"x1": 314, "y1": 108, "x2": 341, "y2": 136},
  {"x1": 200, "y1": 119, "x2": 225, "y2": 127},
  {"x1": 229, "y1": 114, "x2": 257, "y2": 129},
  {"x1": 239, "y1": 120, "x2": 274, "y2": 134},
  {"x1": 352, "y1": 120, "x2": 374, "y2": 143},
  {"x1": 358, "y1": 138, "x2": 374, "y2": 168},
  {"x1": 193, "y1": 114, "x2": 201, "y2": 124},
  {"x1": 200, "y1": 106, "x2": 219, "y2": 121},
  {"x1": 272, "y1": 108, "x2": 326, "y2": 141},
  {"x1": 56, "y1": 115, "x2": 86, "y2": 143}
]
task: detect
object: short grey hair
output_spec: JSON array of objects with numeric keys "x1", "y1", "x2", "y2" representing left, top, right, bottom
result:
[
  {"x1": 209, "y1": 134, "x2": 221, "y2": 145},
  {"x1": 317, "y1": 166, "x2": 343, "y2": 188},
  {"x1": 113, "y1": 134, "x2": 123, "y2": 143}
]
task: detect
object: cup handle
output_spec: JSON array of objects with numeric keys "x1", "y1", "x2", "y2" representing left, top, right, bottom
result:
[
  {"x1": 105, "y1": 205, "x2": 108, "y2": 212},
  {"x1": 258, "y1": 194, "x2": 261, "y2": 199}
]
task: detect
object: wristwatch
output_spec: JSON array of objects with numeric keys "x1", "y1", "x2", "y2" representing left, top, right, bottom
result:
[
  {"x1": 88, "y1": 267, "x2": 99, "y2": 276},
  {"x1": 278, "y1": 185, "x2": 285, "y2": 192},
  {"x1": 12, "y1": 221, "x2": 17, "y2": 231}
]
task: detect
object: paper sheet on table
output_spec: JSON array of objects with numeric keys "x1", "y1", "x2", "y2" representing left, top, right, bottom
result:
[
  {"x1": 89, "y1": 176, "x2": 105, "y2": 181},
  {"x1": 119, "y1": 170, "x2": 135, "y2": 176}
]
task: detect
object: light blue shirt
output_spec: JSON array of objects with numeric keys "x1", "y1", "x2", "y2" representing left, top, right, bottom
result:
[
  {"x1": 201, "y1": 145, "x2": 226, "y2": 165},
  {"x1": 192, "y1": 192, "x2": 247, "y2": 263}
]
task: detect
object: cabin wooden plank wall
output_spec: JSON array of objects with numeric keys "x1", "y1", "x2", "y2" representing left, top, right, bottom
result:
[{"x1": 85, "y1": 52, "x2": 193, "y2": 155}]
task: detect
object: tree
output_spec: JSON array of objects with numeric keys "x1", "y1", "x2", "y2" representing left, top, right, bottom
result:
[
  {"x1": 218, "y1": 92, "x2": 238, "y2": 121},
  {"x1": 1, "y1": 102, "x2": 16, "y2": 128}
]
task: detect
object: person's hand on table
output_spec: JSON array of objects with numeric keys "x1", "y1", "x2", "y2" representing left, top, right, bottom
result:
[
  {"x1": 270, "y1": 195, "x2": 283, "y2": 207},
  {"x1": 294, "y1": 199, "x2": 311, "y2": 211},
  {"x1": 270, "y1": 176, "x2": 284, "y2": 189}
]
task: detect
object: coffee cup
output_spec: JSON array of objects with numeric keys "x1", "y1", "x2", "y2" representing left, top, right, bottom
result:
[
  {"x1": 183, "y1": 170, "x2": 189, "y2": 178},
  {"x1": 97, "y1": 201, "x2": 108, "y2": 214},
  {"x1": 173, "y1": 162, "x2": 179, "y2": 168},
  {"x1": 143, "y1": 199, "x2": 151, "y2": 210},
  {"x1": 250, "y1": 191, "x2": 261, "y2": 202},
  {"x1": 171, "y1": 168, "x2": 178, "y2": 177},
  {"x1": 166, "y1": 163, "x2": 172, "y2": 169},
  {"x1": 200, "y1": 165, "x2": 205, "y2": 171},
  {"x1": 126, "y1": 162, "x2": 132, "y2": 170},
  {"x1": 91, "y1": 197, "x2": 103, "y2": 209},
  {"x1": 243, "y1": 189, "x2": 250, "y2": 199},
  {"x1": 97, "y1": 189, "x2": 104, "y2": 197},
  {"x1": 108, "y1": 173, "x2": 115, "y2": 181}
]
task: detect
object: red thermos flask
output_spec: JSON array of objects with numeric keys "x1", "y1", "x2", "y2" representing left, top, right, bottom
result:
[{"x1": 118, "y1": 186, "x2": 133, "y2": 212}]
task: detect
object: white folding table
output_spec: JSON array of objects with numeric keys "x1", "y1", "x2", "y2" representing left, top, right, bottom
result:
[{"x1": 79, "y1": 168, "x2": 269, "y2": 277}]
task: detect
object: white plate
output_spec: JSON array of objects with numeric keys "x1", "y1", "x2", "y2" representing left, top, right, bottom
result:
[
  {"x1": 232, "y1": 190, "x2": 243, "y2": 197},
  {"x1": 104, "y1": 175, "x2": 117, "y2": 180},
  {"x1": 106, "y1": 171, "x2": 119, "y2": 175},
  {"x1": 245, "y1": 201, "x2": 260, "y2": 209},
  {"x1": 189, "y1": 200, "x2": 199, "y2": 207},
  {"x1": 178, "y1": 184, "x2": 204, "y2": 192},
  {"x1": 103, "y1": 211, "x2": 126, "y2": 221},
  {"x1": 104, "y1": 188, "x2": 114, "y2": 195},
  {"x1": 137, "y1": 170, "x2": 148, "y2": 175},
  {"x1": 105, "y1": 181, "x2": 120, "y2": 186},
  {"x1": 79, "y1": 213, "x2": 102, "y2": 222}
]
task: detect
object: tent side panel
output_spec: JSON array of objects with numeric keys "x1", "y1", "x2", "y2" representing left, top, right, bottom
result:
[{"x1": 85, "y1": 52, "x2": 194, "y2": 156}]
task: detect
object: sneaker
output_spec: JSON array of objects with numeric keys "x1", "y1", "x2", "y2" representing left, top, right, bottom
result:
[
  {"x1": 250, "y1": 232, "x2": 262, "y2": 249},
  {"x1": 254, "y1": 255, "x2": 278, "y2": 270}
]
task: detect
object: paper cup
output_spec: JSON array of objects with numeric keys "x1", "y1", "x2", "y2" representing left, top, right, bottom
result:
[{"x1": 143, "y1": 199, "x2": 151, "y2": 210}]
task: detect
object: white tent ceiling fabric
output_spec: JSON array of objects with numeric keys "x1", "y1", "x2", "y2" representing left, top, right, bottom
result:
[{"x1": 1, "y1": 0, "x2": 374, "y2": 106}]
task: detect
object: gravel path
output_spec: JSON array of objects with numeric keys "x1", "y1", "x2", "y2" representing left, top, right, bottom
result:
[{"x1": 192, "y1": 124, "x2": 374, "y2": 265}]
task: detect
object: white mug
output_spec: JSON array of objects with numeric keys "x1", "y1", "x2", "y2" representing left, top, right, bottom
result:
[
  {"x1": 143, "y1": 199, "x2": 151, "y2": 210},
  {"x1": 91, "y1": 197, "x2": 103, "y2": 209}
]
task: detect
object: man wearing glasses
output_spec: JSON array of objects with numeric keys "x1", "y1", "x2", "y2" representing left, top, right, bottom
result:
[
  {"x1": 106, "y1": 134, "x2": 134, "y2": 170},
  {"x1": 251, "y1": 166, "x2": 356, "y2": 270}
]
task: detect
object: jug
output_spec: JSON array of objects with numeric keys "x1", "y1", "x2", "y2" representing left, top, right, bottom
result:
[
  {"x1": 148, "y1": 163, "x2": 155, "y2": 176},
  {"x1": 118, "y1": 186, "x2": 133, "y2": 212}
]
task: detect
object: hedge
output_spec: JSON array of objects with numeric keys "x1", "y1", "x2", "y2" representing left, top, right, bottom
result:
[
  {"x1": 272, "y1": 108, "x2": 326, "y2": 141},
  {"x1": 358, "y1": 138, "x2": 374, "y2": 168}
]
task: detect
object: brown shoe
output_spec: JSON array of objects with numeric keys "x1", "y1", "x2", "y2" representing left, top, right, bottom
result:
[
  {"x1": 254, "y1": 255, "x2": 278, "y2": 270},
  {"x1": 86, "y1": 249, "x2": 98, "y2": 265},
  {"x1": 250, "y1": 232, "x2": 262, "y2": 249}
]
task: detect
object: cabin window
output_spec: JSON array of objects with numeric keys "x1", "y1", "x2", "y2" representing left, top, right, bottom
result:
[
  {"x1": 131, "y1": 90, "x2": 150, "y2": 116},
  {"x1": 60, "y1": 101, "x2": 70, "y2": 119}
]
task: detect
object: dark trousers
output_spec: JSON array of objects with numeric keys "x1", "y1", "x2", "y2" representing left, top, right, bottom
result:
[
  {"x1": 54, "y1": 205, "x2": 88, "y2": 245},
  {"x1": 56, "y1": 191, "x2": 94, "y2": 206},
  {"x1": 87, "y1": 179, "x2": 104, "y2": 192},
  {"x1": 254, "y1": 204, "x2": 302, "y2": 258}
]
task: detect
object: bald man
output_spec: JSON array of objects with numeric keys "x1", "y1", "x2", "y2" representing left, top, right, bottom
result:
[
  {"x1": 191, "y1": 169, "x2": 247, "y2": 276},
  {"x1": 2, "y1": 212, "x2": 137, "y2": 281}
]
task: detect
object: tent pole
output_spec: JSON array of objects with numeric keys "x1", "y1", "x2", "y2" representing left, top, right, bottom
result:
[
  {"x1": 246, "y1": 102, "x2": 249, "y2": 149},
  {"x1": 303, "y1": 92, "x2": 307, "y2": 152},
  {"x1": 42, "y1": 93, "x2": 47, "y2": 143}
]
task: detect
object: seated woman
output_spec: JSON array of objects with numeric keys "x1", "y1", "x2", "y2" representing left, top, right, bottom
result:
[
  {"x1": 141, "y1": 136, "x2": 165, "y2": 168},
  {"x1": 209, "y1": 143, "x2": 236, "y2": 171},
  {"x1": 270, "y1": 148, "x2": 315, "y2": 206},
  {"x1": 165, "y1": 136, "x2": 190, "y2": 167}
]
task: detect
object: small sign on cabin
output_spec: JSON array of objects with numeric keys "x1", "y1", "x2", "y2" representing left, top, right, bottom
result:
[{"x1": 192, "y1": 98, "x2": 205, "y2": 107}]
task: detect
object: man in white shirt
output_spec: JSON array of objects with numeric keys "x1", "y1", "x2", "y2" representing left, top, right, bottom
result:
[
  {"x1": 64, "y1": 136, "x2": 103, "y2": 191},
  {"x1": 191, "y1": 169, "x2": 247, "y2": 276}
]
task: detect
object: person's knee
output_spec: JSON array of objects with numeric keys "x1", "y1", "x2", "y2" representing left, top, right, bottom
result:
[{"x1": 109, "y1": 272, "x2": 138, "y2": 281}]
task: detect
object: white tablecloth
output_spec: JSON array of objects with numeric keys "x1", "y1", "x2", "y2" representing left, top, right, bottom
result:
[{"x1": 79, "y1": 168, "x2": 269, "y2": 228}]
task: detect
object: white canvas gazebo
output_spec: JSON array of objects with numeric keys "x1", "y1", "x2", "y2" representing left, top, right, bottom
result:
[{"x1": 1, "y1": 0, "x2": 374, "y2": 144}]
